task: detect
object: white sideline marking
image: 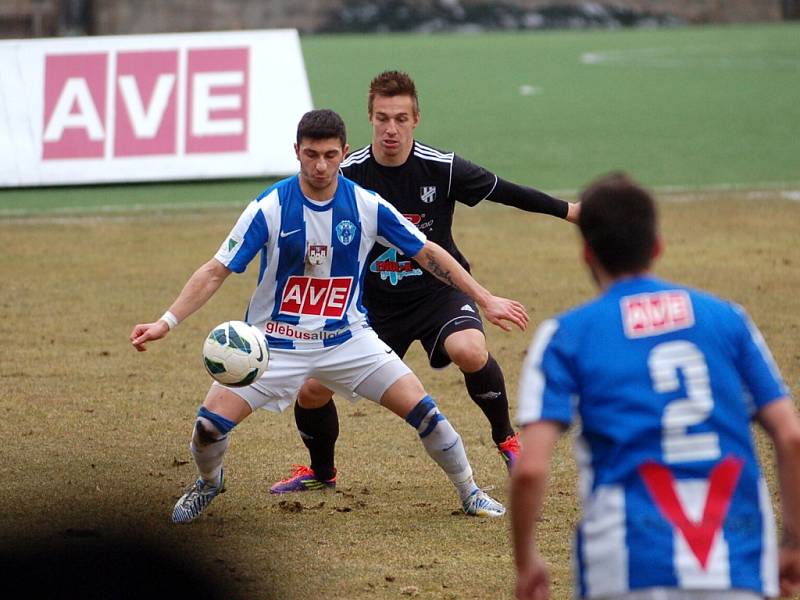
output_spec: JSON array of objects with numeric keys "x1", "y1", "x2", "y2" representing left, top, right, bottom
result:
[
  {"x1": 580, "y1": 47, "x2": 800, "y2": 69},
  {"x1": 2, "y1": 184, "x2": 799, "y2": 224},
  {"x1": 549, "y1": 183, "x2": 800, "y2": 203},
  {"x1": 0, "y1": 199, "x2": 244, "y2": 218}
]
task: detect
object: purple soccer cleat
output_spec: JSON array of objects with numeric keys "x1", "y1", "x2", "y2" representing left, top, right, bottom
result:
[
  {"x1": 269, "y1": 465, "x2": 336, "y2": 494},
  {"x1": 497, "y1": 432, "x2": 521, "y2": 472}
]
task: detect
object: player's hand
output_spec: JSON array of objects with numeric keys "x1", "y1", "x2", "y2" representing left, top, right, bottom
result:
[
  {"x1": 481, "y1": 295, "x2": 528, "y2": 332},
  {"x1": 515, "y1": 554, "x2": 550, "y2": 600},
  {"x1": 779, "y1": 544, "x2": 800, "y2": 597},
  {"x1": 566, "y1": 201, "x2": 581, "y2": 224},
  {"x1": 129, "y1": 321, "x2": 170, "y2": 352}
]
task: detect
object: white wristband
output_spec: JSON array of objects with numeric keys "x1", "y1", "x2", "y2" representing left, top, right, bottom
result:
[{"x1": 160, "y1": 310, "x2": 179, "y2": 330}]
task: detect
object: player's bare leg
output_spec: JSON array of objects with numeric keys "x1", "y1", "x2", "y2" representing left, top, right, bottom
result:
[
  {"x1": 172, "y1": 386, "x2": 252, "y2": 523},
  {"x1": 443, "y1": 329, "x2": 520, "y2": 470}
]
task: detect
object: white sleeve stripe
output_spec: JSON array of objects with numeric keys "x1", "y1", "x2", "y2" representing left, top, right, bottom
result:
[
  {"x1": 414, "y1": 148, "x2": 453, "y2": 164},
  {"x1": 517, "y1": 319, "x2": 560, "y2": 425},
  {"x1": 414, "y1": 142, "x2": 454, "y2": 160},
  {"x1": 479, "y1": 175, "x2": 498, "y2": 202},
  {"x1": 414, "y1": 146, "x2": 454, "y2": 160},
  {"x1": 735, "y1": 305, "x2": 787, "y2": 394},
  {"x1": 341, "y1": 145, "x2": 371, "y2": 167},
  {"x1": 413, "y1": 149, "x2": 452, "y2": 164},
  {"x1": 447, "y1": 158, "x2": 454, "y2": 198}
]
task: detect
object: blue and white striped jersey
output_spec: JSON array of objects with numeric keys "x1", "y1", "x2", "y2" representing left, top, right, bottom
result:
[
  {"x1": 517, "y1": 276, "x2": 788, "y2": 598},
  {"x1": 214, "y1": 175, "x2": 426, "y2": 349}
]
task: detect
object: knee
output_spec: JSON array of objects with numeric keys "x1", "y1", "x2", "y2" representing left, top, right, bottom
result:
[
  {"x1": 193, "y1": 406, "x2": 235, "y2": 446},
  {"x1": 378, "y1": 373, "x2": 428, "y2": 419},
  {"x1": 297, "y1": 379, "x2": 334, "y2": 409},
  {"x1": 405, "y1": 395, "x2": 442, "y2": 431},
  {"x1": 448, "y1": 340, "x2": 489, "y2": 373}
]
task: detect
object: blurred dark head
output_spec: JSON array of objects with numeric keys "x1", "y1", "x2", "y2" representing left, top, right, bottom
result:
[{"x1": 578, "y1": 172, "x2": 659, "y2": 276}]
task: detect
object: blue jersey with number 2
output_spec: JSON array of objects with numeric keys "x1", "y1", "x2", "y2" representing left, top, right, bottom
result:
[{"x1": 517, "y1": 276, "x2": 788, "y2": 598}]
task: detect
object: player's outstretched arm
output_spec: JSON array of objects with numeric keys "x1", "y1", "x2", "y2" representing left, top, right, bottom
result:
[
  {"x1": 130, "y1": 258, "x2": 232, "y2": 352},
  {"x1": 413, "y1": 240, "x2": 528, "y2": 332},
  {"x1": 486, "y1": 177, "x2": 580, "y2": 224},
  {"x1": 757, "y1": 397, "x2": 800, "y2": 597},
  {"x1": 511, "y1": 421, "x2": 561, "y2": 600}
]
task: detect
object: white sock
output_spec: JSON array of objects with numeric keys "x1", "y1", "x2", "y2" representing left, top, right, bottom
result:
[
  {"x1": 190, "y1": 417, "x2": 229, "y2": 487},
  {"x1": 405, "y1": 396, "x2": 479, "y2": 502}
]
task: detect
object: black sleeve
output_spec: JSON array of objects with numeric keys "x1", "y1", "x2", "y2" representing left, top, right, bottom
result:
[
  {"x1": 486, "y1": 177, "x2": 569, "y2": 219},
  {"x1": 449, "y1": 155, "x2": 499, "y2": 207}
]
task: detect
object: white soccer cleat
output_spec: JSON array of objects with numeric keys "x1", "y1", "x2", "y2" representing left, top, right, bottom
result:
[
  {"x1": 171, "y1": 471, "x2": 224, "y2": 524},
  {"x1": 462, "y1": 488, "x2": 506, "y2": 517}
]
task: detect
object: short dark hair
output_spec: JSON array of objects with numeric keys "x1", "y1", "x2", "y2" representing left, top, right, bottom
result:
[
  {"x1": 296, "y1": 109, "x2": 347, "y2": 147},
  {"x1": 578, "y1": 172, "x2": 658, "y2": 276},
  {"x1": 368, "y1": 70, "x2": 419, "y2": 115}
]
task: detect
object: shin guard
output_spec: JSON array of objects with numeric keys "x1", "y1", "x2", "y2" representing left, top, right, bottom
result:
[
  {"x1": 190, "y1": 406, "x2": 234, "y2": 486},
  {"x1": 405, "y1": 395, "x2": 473, "y2": 485}
]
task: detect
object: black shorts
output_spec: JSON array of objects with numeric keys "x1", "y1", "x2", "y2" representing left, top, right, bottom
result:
[{"x1": 367, "y1": 288, "x2": 484, "y2": 369}]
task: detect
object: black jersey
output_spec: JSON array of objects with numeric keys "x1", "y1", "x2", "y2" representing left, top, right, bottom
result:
[{"x1": 341, "y1": 140, "x2": 497, "y2": 317}]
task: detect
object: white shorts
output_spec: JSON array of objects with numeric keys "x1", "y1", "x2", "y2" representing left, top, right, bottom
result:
[
  {"x1": 594, "y1": 589, "x2": 762, "y2": 600},
  {"x1": 214, "y1": 326, "x2": 411, "y2": 413}
]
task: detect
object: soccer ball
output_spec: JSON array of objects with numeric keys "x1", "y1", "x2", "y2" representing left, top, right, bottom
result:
[{"x1": 202, "y1": 321, "x2": 269, "y2": 387}]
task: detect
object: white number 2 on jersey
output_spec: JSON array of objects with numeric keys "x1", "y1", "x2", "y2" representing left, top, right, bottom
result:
[{"x1": 648, "y1": 341, "x2": 721, "y2": 464}]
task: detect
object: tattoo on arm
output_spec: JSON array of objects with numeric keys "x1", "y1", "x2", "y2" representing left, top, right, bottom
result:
[{"x1": 421, "y1": 250, "x2": 462, "y2": 292}]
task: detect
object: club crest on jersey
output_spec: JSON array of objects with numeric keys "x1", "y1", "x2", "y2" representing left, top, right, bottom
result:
[
  {"x1": 335, "y1": 220, "x2": 356, "y2": 246},
  {"x1": 420, "y1": 186, "x2": 436, "y2": 204},
  {"x1": 307, "y1": 243, "x2": 328, "y2": 266},
  {"x1": 621, "y1": 290, "x2": 695, "y2": 338},
  {"x1": 370, "y1": 247, "x2": 422, "y2": 285}
]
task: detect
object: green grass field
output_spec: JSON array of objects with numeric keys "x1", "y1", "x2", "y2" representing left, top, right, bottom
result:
[
  {"x1": 1, "y1": 23, "x2": 799, "y2": 215},
  {"x1": 1, "y1": 22, "x2": 799, "y2": 600},
  {"x1": 304, "y1": 23, "x2": 800, "y2": 190}
]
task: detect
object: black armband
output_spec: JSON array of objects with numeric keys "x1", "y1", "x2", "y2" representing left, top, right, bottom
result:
[{"x1": 487, "y1": 177, "x2": 569, "y2": 219}]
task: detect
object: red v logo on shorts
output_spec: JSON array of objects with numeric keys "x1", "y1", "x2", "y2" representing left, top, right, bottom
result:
[{"x1": 639, "y1": 456, "x2": 744, "y2": 570}]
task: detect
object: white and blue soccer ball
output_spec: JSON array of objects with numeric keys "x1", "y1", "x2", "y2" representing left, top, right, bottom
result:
[{"x1": 202, "y1": 321, "x2": 269, "y2": 387}]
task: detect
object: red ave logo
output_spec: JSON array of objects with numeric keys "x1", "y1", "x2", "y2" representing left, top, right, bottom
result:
[
  {"x1": 279, "y1": 276, "x2": 352, "y2": 318},
  {"x1": 621, "y1": 290, "x2": 695, "y2": 338}
]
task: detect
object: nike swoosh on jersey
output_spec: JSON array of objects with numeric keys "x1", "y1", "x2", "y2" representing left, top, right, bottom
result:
[{"x1": 280, "y1": 228, "x2": 302, "y2": 238}]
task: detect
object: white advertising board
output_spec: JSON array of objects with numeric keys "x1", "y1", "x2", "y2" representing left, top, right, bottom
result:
[{"x1": 0, "y1": 30, "x2": 313, "y2": 186}]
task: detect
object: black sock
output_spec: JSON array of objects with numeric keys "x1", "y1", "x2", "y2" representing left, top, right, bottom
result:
[
  {"x1": 462, "y1": 354, "x2": 514, "y2": 445},
  {"x1": 294, "y1": 400, "x2": 339, "y2": 481}
]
